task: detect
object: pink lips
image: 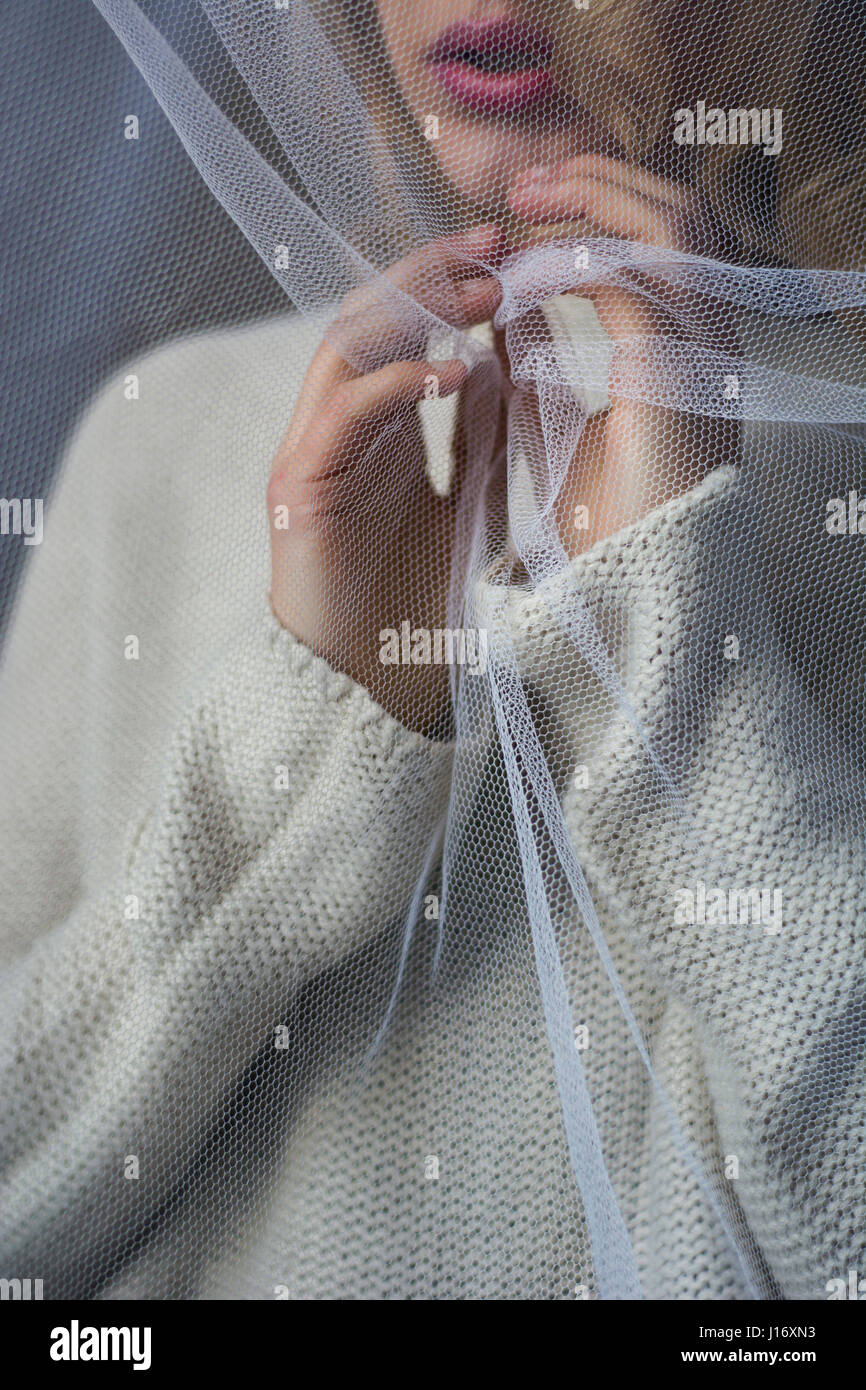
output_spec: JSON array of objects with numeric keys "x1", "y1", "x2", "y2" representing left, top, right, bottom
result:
[{"x1": 426, "y1": 17, "x2": 557, "y2": 117}]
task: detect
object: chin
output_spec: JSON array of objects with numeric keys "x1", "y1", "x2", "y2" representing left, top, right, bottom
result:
[{"x1": 433, "y1": 120, "x2": 563, "y2": 214}]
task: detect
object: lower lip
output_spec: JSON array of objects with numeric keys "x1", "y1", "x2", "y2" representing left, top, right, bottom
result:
[{"x1": 428, "y1": 60, "x2": 557, "y2": 117}]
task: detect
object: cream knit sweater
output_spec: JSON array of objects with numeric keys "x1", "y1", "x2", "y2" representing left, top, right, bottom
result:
[{"x1": 0, "y1": 310, "x2": 862, "y2": 1300}]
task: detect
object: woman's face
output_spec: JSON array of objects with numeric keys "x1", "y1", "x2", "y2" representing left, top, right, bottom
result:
[{"x1": 374, "y1": 1, "x2": 608, "y2": 216}]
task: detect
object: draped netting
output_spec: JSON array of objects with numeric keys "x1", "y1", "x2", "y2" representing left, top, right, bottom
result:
[{"x1": 1, "y1": 0, "x2": 865, "y2": 1299}]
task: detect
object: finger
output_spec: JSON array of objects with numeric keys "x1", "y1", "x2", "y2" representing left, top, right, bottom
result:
[
  {"x1": 442, "y1": 273, "x2": 502, "y2": 329},
  {"x1": 341, "y1": 227, "x2": 504, "y2": 336},
  {"x1": 340, "y1": 224, "x2": 506, "y2": 336},
  {"x1": 283, "y1": 265, "x2": 496, "y2": 451},
  {"x1": 513, "y1": 155, "x2": 694, "y2": 209},
  {"x1": 571, "y1": 283, "x2": 665, "y2": 345},
  {"x1": 576, "y1": 271, "x2": 741, "y2": 357},
  {"x1": 324, "y1": 271, "x2": 501, "y2": 374},
  {"x1": 508, "y1": 175, "x2": 692, "y2": 252},
  {"x1": 326, "y1": 357, "x2": 467, "y2": 427},
  {"x1": 318, "y1": 231, "x2": 505, "y2": 382},
  {"x1": 388, "y1": 223, "x2": 508, "y2": 293},
  {"x1": 499, "y1": 241, "x2": 680, "y2": 342},
  {"x1": 271, "y1": 358, "x2": 467, "y2": 490},
  {"x1": 508, "y1": 172, "x2": 706, "y2": 330}
]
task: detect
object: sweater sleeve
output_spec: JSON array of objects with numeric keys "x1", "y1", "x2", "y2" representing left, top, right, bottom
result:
[
  {"x1": 485, "y1": 461, "x2": 866, "y2": 1298},
  {"x1": 476, "y1": 463, "x2": 741, "y2": 780},
  {"x1": 0, "y1": 600, "x2": 453, "y2": 1291},
  {"x1": 0, "y1": 357, "x2": 455, "y2": 1293}
]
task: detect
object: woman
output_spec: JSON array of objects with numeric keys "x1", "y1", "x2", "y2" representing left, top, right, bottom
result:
[{"x1": 0, "y1": 0, "x2": 864, "y2": 1299}]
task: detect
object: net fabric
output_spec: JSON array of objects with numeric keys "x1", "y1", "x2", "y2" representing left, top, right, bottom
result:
[{"x1": 0, "y1": 0, "x2": 865, "y2": 1300}]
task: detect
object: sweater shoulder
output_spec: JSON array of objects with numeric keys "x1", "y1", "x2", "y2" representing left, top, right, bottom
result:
[
  {"x1": 26, "y1": 309, "x2": 333, "y2": 686},
  {"x1": 63, "y1": 310, "x2": 329, "y2": 477},
  {"x1": 44, "y1": 309, "x2": 332, "y2": 579}
]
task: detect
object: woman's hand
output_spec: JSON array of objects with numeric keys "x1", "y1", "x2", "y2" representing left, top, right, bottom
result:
[
  {"x1": 508, "y1": 155, "x2": 737, "y2": 555},
  {"x1": 268, "y1": 225, "x2": 504, "y2": 733}
]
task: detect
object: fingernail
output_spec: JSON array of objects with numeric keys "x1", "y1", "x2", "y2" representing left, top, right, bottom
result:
[
  {"x1": 439, "y1": 359, "x2": 468, "y2": 394},
  {"x1": 517, "y1": 164, "x2": 556, "y2": 184},
  {"x1": 451, "y1": 224, "x2": 501, "y2": 246}
]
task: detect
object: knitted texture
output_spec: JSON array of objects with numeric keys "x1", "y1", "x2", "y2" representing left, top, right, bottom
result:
[{"x1": 2, "y1": 312, "x2": 862, "y2": 1298}]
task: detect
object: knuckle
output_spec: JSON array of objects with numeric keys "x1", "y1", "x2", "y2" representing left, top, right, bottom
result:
[
  {"x1": 266, "y1": 471, "x2": 286, "y2": 510},
  {"x1": 326, "y1": 380, "x2": 358, "y2": 420},
  {"x1": 340, "y1": 284, "x2": 367, "y2": 317}
]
